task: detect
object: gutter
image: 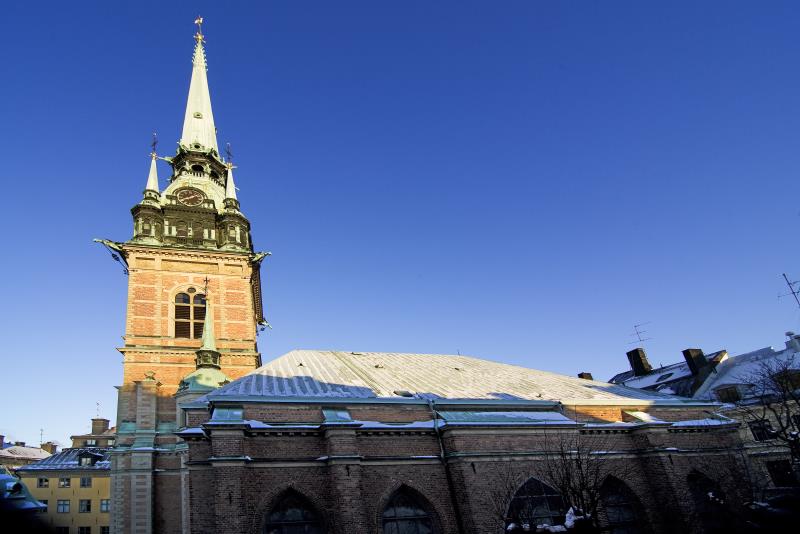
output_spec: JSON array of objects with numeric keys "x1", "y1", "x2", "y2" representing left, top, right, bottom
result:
[{"x1": 427, "y1": 399, "x2": 466, "y2": 534}]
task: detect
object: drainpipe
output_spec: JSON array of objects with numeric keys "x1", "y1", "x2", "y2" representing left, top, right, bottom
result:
[{"x1": 427, "y1": 399, "x2": 466, "y2": 534}]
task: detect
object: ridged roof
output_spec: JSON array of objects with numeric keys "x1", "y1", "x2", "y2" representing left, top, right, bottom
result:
[
  {"x1": 15, "y1": 448, "x2": 110, "y2": 472},
  {"x1": 208, "y1": 350, "x2": 677, "y2": 403}
]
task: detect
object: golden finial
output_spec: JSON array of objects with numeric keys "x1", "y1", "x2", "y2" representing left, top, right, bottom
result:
[{"x1": 194, "y1": 16, "x2": 204, "y2": 43}]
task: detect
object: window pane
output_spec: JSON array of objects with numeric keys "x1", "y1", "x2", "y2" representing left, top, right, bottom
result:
[
  {"x1": 175, "y1": 293, "x2": 190, "y2": 304},
  {"x1": 175, "y1": 305, "x2": 191, "y2": 320},
  {"x1": 175, "y1": 322, "x2": 191, "y2": 338},
  {"x1": 194, "y1": 294, "x2": 206, "y2": 305},
  {"x1": 193, "y1": 322, "x2": 204, "y2": 339}
]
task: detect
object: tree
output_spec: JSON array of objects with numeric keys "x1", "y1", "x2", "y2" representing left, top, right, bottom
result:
[
  {"x1": 736, "y1": 354, "x2": 800, "y2": 479},
  {"x1": 487, "y1": 431, "x2": 636, "y2": 533},
  {"x1": 530, "y1": 431, "x2": 635, "y2": 532}
]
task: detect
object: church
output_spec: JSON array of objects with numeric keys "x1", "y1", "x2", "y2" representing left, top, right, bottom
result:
[{"x1": 102, "y1": 21, "x2": 752, "y2": 534}]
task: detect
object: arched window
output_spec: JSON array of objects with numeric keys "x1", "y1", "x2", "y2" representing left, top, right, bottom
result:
[
  {"x1": 382, "y1": 487, "x2": 437, "y2": 534},
  {"x1": 687, "y1": 471, "x2": 730, "y2": 533},
  {"x1": 506, "y1": 478, "x2": 565, "y2": 529},
  {"x1": 599, "y1": 478, "x2": 645, "y2": 534},
  {"x1": 174, "y1": 292, "x2": 205, "y2": 339},
  {"x1": 264, "y1": 490, "x2": 323, "y2": 534}
]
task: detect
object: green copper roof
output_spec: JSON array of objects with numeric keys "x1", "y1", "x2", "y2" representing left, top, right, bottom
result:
[{"x1": 179, "y1": 366, "x2": 229, "y2": 392}]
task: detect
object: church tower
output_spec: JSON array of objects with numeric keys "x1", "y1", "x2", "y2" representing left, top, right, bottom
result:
[{"x1": 103, "y1": 20, "x2": 265, "y2": 534}]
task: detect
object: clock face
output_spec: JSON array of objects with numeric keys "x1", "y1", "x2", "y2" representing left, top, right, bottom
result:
[{"x1": 176, "y1": 188, "x2": 204, "y2": 206}]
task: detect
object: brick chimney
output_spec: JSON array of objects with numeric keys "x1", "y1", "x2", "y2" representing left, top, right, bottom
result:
[
  {"x1": 577, "y1": 372, "x2": 594, "y2": 380},
  {"x1": 91, "y1": 418, "x2": 110, "y2": 435},
  {"x1": 13, "y1": 441, "x2": 26, "y2": 447},
  {"x1": 41, "y1": 442, "x2": 58, "y2": 454},
  {"x1": 682, "y1": 348, "x2": 706, "y2": 375},
  {"x1": 626, "y1": 348, "x2": 653, "y2": 377}
]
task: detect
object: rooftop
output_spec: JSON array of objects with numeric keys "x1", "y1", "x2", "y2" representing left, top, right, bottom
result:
[
  {"x1": 15, "y1": 448, "x2": 111, "y2": 472},
  {"x1": 609, "y1": 351, "x2": 727, "y2": 396},
  {"x1": 206, "y1": 349, "x2": 687, "y2": 404},
  {"x1": 693, "y1": 344, "x2": 799, "y2": 400},
  {"x1": 0, "y1": 445, "x2": 50, "y2": 462}
]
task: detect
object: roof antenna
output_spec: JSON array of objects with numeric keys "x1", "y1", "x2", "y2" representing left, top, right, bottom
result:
[
  {"x1": 628, "y1": 322, "x2": 653, "y2": 345},
  {"x1": 780, "y1": 273, "x2": 800, "y2": 310},
  {"x1": 96, "y1": 401, "x2": 100, "y2": 418},
  {"x1": 40, "y1": 428, "x2": 43, "y2": 447}
]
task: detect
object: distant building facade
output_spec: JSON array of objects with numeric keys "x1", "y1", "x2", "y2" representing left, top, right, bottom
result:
[
  {"x1": 609, "y1": 333, "x2": 800, "y2": 494},
  {"x1": 17, "y1": 447, "x2": 111, "y2": 534},
  {"x1": 71, "y1": 419, "x2": 116, "y2": 449}
]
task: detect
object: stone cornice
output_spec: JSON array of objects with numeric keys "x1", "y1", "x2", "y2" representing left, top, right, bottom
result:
[{"x1": 121, "y1": 243, "x2": 252, "y2": 261}]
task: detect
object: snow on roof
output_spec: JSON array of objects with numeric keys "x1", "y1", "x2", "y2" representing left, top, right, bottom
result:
[
  {"x1": 693, "y1": 345, "x2": 799, "y2": 400},
  {"x1": 207, "y1": 350, "x2": 679, "y2": 403},
  {"x1": 0, "y1": 446, "x2": 50, "y2": 461},
  {"x1": 15, "y1": 448, "x2": 111, "y2": 472}
]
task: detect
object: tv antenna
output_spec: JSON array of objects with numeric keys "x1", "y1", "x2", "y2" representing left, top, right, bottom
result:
[
  {"x1": 628, "y1": 322, "x2": 653, "y2": 345},
  {"x1": 96, "y1": 401, "x2": 101, "y2": 418},
  {"x1": 40, "y1": 428, "x2": 43, "y2": 446},
  {"x1": 780, "y1": 273, "x2": 800, "y2": 310}
]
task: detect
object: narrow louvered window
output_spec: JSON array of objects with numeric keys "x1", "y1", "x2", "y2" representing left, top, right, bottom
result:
[{"x1": 175, "y1": 292, "x2": 206, "y2": 339}]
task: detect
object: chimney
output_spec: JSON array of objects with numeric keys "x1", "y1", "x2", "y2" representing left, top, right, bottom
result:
[
  {"x1": 785, "y1": 332, "x2": 800, "y2": 352},
  {"x1": 13, "y1": 441, "x2": 26, "y2": 447},
  {"x1": 626, "y1": 348, "x2": 653, "y2": 377},
  {"x1": 41, "y1": 442, "x2": 58, "y2": 454},
  {"x1": 683, "y1": 348, "x2": 707, "y2": 375},
  {"x1": 577, "y1": 372, "x2": 594, "y2": 380},
  {"x1": 0, "y1": 435, "x2": 4, "y2": 447},
  {"x1": 91, "y1": 418, "x2": 110, "y2": 435}
]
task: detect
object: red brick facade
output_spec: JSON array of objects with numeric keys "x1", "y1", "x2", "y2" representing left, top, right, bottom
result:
[{"x1": 179, "y1": 401, "x2": 750, "y2": 534}]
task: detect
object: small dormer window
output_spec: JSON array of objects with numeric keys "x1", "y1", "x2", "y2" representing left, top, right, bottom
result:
[
  {"x1": 716, "y1": 385, "x2": 742, "y2": 403},
  {"x1": 79, "y1": 456, "x2": 94, "y2": 467}
]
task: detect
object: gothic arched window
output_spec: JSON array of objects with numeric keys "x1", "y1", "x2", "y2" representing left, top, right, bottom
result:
[
  {"x1": 174, "y1": 292, "x2": 205, "y2": 339},
  {"x1": 506, "y1": 478, "x2": 565, "y2": 529},
  {"x1": 264, "y1": 491, "x2": 324, "y2": 534},
  {"x1": 382, "y1": 487, "x2": 437, "y2": 534},
  {"x1": 599, "y1": 478, "x2": 645, "y2": 534},
  {"x1": 687, "y1": 471, "x2": 731, "y2": 533}
]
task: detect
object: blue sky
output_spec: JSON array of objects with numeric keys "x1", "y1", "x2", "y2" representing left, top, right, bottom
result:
[{"x1": 2, "y1": 1, "x2": 800, "y2": 446}]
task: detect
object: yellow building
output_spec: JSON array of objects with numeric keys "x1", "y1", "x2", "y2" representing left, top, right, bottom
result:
[{"x1": 17, "y1": 447, "x2": 111, "y2": 534}]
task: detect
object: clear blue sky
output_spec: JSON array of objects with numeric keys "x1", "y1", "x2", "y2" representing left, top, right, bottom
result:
[{"x1": 2, "y1": 1, "x2": 799, "y2": 446}]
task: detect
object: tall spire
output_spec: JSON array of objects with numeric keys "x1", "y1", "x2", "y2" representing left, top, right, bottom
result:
[
  {"x1": 225, "y1": 164, "x2": 238, "y2": 201},
  {"x1": 145, "y1": 152, "x2": 159, "y2": 193},
  {"x1": 180, "y1": 17, "x2": 218, "y2": 153},
  {"x1": 200, "y1": 295, "x2": 217, "y2": 352}
]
